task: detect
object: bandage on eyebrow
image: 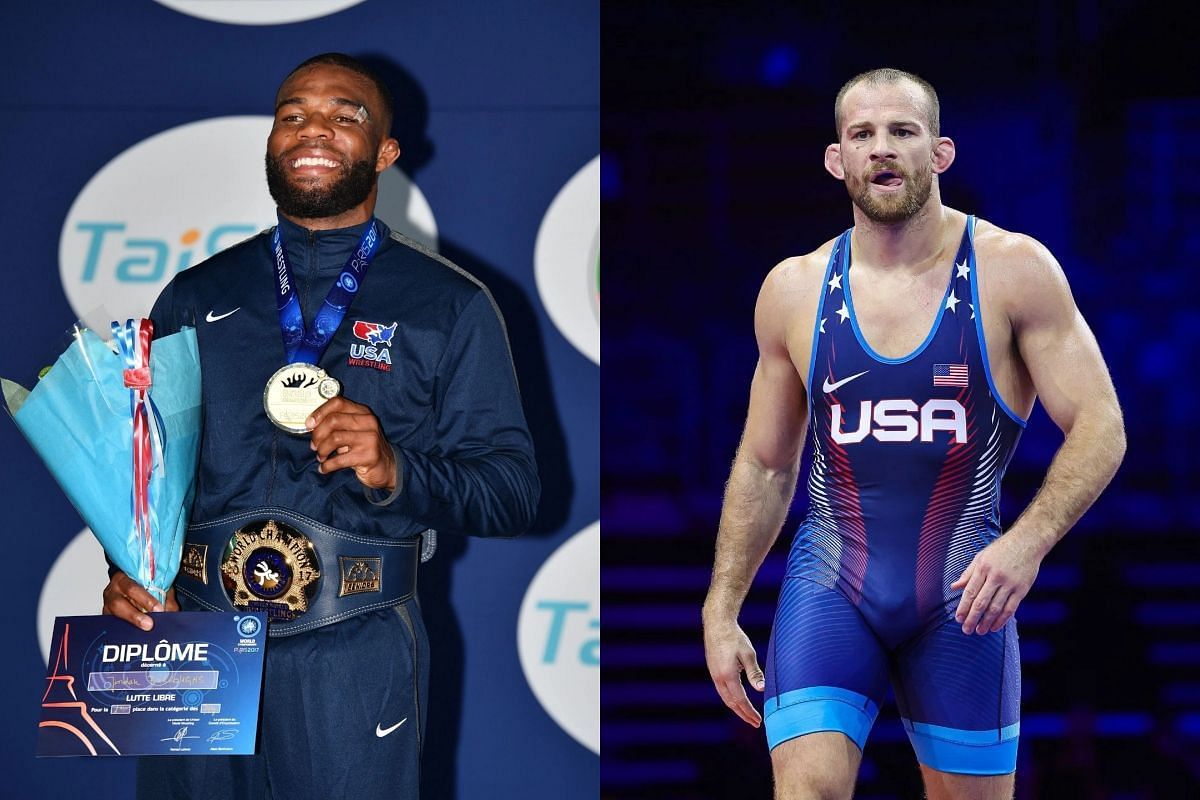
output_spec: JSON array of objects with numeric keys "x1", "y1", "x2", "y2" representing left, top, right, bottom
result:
[{"x1": 353, "y1": 105, "x2": 369, "y2": 123}]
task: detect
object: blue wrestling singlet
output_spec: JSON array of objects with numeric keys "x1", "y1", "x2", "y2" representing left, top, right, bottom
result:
[{"x1": 763, "y1": 216, "x2": 1027, "y2": 775}]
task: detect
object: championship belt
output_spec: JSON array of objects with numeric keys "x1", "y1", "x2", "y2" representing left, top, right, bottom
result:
[
  {"x1": 220, "y1": 518, "x2": 321, "y2": 621},
  {"x1": 175, "y1": 507, "x2": 426, "y2": 637}
]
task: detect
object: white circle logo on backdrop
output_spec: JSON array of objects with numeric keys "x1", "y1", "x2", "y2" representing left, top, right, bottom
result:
[
  {"x1": 153, "y1": 0, "x2": 365, "y2": 25},
  {"x1": 60, "y1": 116, "x2": 437, "y2": 334},
  {"x1": 517, "y1": 521, "x2": 599, "y2": 754},
  {"x1": 37, "y1": 530, "x2": 109, "y2": 666},
  {"x1": 376, "y1": 169, "x2": 440, "y2": 252},
  {"x1": 535, "y1": 156, "x2": 600, "y2": 364}
]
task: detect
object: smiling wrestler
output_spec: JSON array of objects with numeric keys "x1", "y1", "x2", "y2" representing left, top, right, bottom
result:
[{"x1": 101, "y1": 53, "x2": 539, "y2": 800}]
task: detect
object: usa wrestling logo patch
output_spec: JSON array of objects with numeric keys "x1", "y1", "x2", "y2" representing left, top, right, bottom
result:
[{"x1": 348, "y1": 320, "x2": 396, "y2": 372}]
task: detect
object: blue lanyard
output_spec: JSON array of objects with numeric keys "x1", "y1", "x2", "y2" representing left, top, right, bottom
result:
[{"x1": 272, "y1": 220, "x2": 381, "y2": 364}]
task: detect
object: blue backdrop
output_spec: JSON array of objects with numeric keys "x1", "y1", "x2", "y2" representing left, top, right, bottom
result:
[{"x1": 0, "y1": 2, "x2": 597, "y2": 798}]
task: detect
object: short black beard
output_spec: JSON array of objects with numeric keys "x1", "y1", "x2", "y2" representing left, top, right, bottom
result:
[
  {"x1": 850, "y1": 163, "x2": 933, "y2": 224},
  {"x1": 265, "y1": 152, "x2": 378, "y2": 220}
]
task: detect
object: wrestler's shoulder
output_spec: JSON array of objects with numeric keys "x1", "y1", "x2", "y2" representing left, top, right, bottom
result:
[
  {"x1": 169, "y1": 229, "x2": 269, "y2": 297},
  {"x1": 754, "y1": 238, "x2": 837, "y2": 341},
  {"x1": 378, "y1": 229, "x2": 489, "y2": 300},
  {"x1": 972, "y1": 218, "x2": 1060, "y2": 276},
  {"x1": 760, "y1": 236, "x2": 838, "y2": 301},
  {"x1": 187, "y1": 228, "x2": 266, "y2": 271}
]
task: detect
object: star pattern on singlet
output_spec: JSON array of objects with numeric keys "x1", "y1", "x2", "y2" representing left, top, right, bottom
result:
[
  {"x1": 825, "y1": 254, "x2": 973, "y2": 327},
  {"x1": 817, "y1": 226, "x2": 982, "y2": 334}
]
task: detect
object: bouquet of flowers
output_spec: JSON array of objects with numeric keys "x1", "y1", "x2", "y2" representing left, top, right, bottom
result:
[{"x1": 2, "y1": 319, "x2": 201, "y2": 603}]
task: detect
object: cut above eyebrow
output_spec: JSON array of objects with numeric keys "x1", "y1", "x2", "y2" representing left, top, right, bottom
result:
[{"x1": 274, "y1": 96, "x2": 369, "y2": 115}]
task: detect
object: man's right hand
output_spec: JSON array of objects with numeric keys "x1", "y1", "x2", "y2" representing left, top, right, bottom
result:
[
  {"x1": 703, "y1": 619, "x2": 766, "y2": 728},
  {"x1": 101, "y1": 571, "x2": 178, "y2": 631}
]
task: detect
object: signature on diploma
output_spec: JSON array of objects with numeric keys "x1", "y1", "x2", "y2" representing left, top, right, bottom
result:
[
  {"x1": 208, "y1": 729, "x2": 238, "y2": 743},
  {"x1": 161, "y1": 726, "x2": 198, "y2": 744}
]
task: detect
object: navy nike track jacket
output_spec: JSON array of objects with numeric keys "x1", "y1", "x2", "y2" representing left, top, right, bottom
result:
[{"x1": 149, "y1": 213, "x2": 539, "y2": 541}]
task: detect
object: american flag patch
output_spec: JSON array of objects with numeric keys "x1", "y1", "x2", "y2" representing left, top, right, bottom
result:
[{"x1": 933, "y1": 363, "x2": 968, "y2": 387}]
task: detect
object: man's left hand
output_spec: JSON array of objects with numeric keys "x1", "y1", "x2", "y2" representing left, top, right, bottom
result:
[
  {"x1": 951, "y1": 530, "x2": 1046, "y2": 635},
  {"x1": 306, "y1": 396, "x2": 396, "y2": 490}
]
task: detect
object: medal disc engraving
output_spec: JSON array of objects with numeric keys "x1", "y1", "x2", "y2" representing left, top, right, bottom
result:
[
  {"x1": 264, "y1": 363, "x2": 341, "y2": 434},
  {"x1": 318, "y1": 376, "x2": 340, "y2": 399}
]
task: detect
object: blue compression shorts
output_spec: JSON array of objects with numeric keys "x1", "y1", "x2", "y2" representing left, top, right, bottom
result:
[{"x1": 763, "y1": 577, "x2": 1020, "y2": 775}]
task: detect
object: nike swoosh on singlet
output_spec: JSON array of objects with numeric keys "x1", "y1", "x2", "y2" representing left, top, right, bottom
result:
[
  {"x1": 205, "y1": 307, "x2": 241, "y2": 323},
  {"x1": 822, "y1": 370, "x2": 870, "y2": 393},
  {"x1": 375, "y1": 718, "x2": 408, "y2": 738}
]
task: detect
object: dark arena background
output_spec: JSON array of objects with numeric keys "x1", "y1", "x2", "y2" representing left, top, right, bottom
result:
[
  {"x1": 602, "y1": 3, "x2": 1199, "y2": 798},
  {"x1": 0, "y1": 2, "x2": 597, "y2": 799}
]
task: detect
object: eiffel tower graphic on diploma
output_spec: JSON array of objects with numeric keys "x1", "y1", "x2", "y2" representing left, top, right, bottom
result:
[{"x1": 39, "y1": 623, "x2": 121, "y2": 756}]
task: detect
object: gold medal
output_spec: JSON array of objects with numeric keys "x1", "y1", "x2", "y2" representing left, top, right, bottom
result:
[{"x1": 263, "y1": 363, "x2": 341, "y2": 434}]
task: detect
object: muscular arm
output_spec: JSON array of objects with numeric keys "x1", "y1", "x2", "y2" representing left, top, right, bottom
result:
[
  {"x1": 703, "y1": 261, "x2": 812, "y2": 726},
  {"x1": 704, "y1": 359, "x2": 806, "y2": 621},
  {"x1": 955, "y1": 237, "x2": 1125, "y2": 633},
  {"x1": 1005, "y1": 244, "x2": 1125, "y2": 547}
]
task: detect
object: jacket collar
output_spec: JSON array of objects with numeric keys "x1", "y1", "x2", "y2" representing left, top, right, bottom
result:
[{"x1": 274, "y1": 212, "x2": 389, "y2": 276}]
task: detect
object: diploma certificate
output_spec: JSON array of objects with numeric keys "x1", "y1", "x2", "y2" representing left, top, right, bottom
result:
[{"x1": 37, "y1": 611, "x2": 266, "y2": 757}]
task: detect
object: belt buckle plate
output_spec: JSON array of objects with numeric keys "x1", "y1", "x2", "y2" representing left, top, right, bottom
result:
[{"x1": 220, "y1": 519, "x2": 321, "y2": 623}]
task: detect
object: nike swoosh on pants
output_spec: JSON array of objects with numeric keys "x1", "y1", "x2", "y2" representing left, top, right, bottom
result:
[{"x1": 375, "y1": 718, "x2": 408, "y2": 738}]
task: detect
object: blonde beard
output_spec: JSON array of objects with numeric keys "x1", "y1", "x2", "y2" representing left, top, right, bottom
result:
[{"x1": 849, "y1": 166, "x2": 933, "y2": 224}]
